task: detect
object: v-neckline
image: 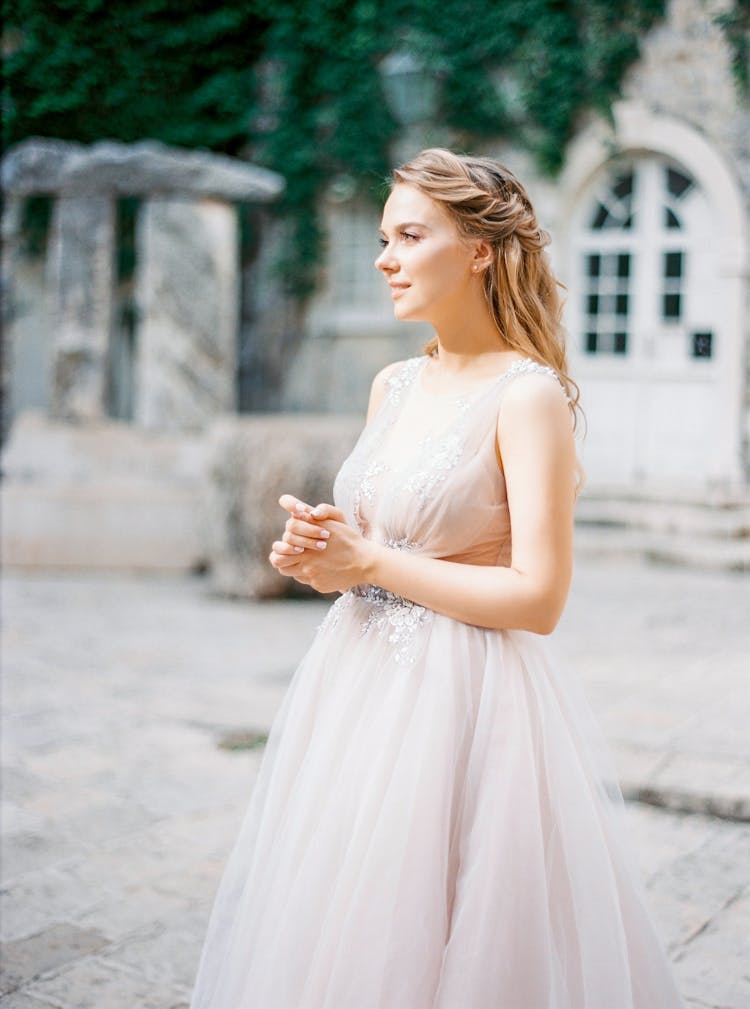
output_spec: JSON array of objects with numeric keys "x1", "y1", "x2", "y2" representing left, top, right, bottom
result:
[
  {"x1": 414, "y1": 354, "x2": 533, "y2": 404},
  {"x1": 372, "y1": 355, "x2": 536, "y2": 476}
]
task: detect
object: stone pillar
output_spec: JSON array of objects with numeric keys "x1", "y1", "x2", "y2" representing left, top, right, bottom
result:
[
  {"x1": 135, "y1": 197, "x2": 238, "y2": 430},
  {"x1": 48, "y1": 196, "x2": 115, "y2": 420},
  {"x1": 1, "y1": 196, "x2": 23, "y2": 438}
]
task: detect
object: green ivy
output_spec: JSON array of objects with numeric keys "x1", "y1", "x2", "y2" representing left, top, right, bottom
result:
[
  {"x1": 253, "y1": 0, "x2": 668, "y2": 295},
  {"x1": 3, "y1": 0, "x2": 689, "y2": 297},
  {"x1": 2, "y1": 0, "x2": 269, "y2": 153},
  {"x1": 715, "y1": 0, "x2": 750, "y2": 91}
]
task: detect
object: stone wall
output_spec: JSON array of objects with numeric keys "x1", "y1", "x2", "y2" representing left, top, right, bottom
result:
[
  {"x1": 1, "y1": 409, "x2": 365, "y2": 593},
  {"x1": 622, "y1": 0, "x2": 745, "y2": 182},
  {"x1": 0, "y1": 412, "x2": 208, "y2": 570}
]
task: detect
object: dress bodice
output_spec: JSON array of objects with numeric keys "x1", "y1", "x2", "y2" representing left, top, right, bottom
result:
[{"x1": 333, "y1": 356, "x2": 567, "y2": 569}]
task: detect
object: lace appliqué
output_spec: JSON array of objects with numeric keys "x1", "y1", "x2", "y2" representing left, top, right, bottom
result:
[
  {"x1": 503, "y1": 359, "x2": 571, "y2": 402},
  {"x1": 352, "y1": 459, "x2": 386, "y2": 534},
  {"x1": 405, "y1": 430, "x2": 464, "y2": 509},
  {"x1": 402, "y1": 392, "x2": 472, "y2": 509},
  {"x1": 352, "y1": 584, "x2": 430, "y2": 665},
  {"x1": 386, "y1": 357, "x2": 424, "y2": 405},
  {"x1": 384, "y1": 536, "x2": 420, "y2": 552},
  {"x1": 354, "y1": 536, "x2": 427, "y2": 664},
  {"x1": 317, "y1": 592, "x2": 354, "y2": 635},
  {"x1": 318, "y1": 537, "x2": 429, "y2": 664}
]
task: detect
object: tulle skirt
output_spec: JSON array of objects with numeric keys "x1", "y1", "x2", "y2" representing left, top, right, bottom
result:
[{"x1": 189, "y1": 591, "x2": 685, "y2": 1009}]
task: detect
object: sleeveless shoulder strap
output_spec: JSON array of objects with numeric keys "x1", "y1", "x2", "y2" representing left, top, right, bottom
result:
[
  {"x1": 499, "y1": 358, "x2": 571, "y2": 402},
  {"x1": 383, "y1": 356, "x2": 425, "y2": 407}
]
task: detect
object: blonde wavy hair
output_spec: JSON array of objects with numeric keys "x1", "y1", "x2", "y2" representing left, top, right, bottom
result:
[{"x1": 392, "y1": 148, "x2": 582, "y2": 428}]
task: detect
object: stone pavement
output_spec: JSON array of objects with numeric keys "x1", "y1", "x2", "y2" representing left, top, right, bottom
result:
[{"x1": 1, "y1": 555, "x2": 748, "y2": 1009}]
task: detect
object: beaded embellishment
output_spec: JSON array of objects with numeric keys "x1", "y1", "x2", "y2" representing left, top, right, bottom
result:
[
  {"x1": 502, "y1": 358, "x2": 571, "y2": 401},
  {"x1": 353, "y1": 584, "x2": 430, "y2": 665},
  {"x1": 352, "y1": 460, "x2": 386, "y2": 534},
  {"x1": 318, "y1": 536, "x2": 428, "y2": 662},
  {"x1": 385, "y1": 357, "x2": 424, "y2": 406},
  {"x1": 405, "y1": 431, "x2": 464, "y2": 507}
]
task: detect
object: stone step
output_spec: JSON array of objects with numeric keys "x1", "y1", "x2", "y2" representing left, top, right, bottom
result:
[
  {"x1": 612, "y1": 743, "x2": 750, "y2": 823},
  {"x1": 576, "y1": 493, "x2": 750, "y2": 540},
  {"x1": 574, "y1": 524, "x2": 750, "y2": 572}
]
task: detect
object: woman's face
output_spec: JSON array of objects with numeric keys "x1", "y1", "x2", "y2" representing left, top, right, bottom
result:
[{"x1": 375, "y1": 183, "x2": 477, "y2": 323}]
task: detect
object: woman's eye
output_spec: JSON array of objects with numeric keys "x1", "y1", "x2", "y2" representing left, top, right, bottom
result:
[
  {"x1": 402, "y1": 231, "x2": 419, "y2": 241},
  {"x1": 378, "y1": 237, "x2": 388, "y2": 248}
]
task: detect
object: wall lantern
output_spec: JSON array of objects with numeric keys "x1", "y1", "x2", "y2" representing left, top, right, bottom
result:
[{"x1": 378, "y1": 49, "x2": 439, "y2": 126}]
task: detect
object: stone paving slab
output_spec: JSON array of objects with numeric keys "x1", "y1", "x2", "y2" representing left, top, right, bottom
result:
[
  {"x1": 0, "y1": 924, "x2": 108, "y2": 997},
  {"x1": 1, "y1": 559, "x2": 749, "y2": 1007}
]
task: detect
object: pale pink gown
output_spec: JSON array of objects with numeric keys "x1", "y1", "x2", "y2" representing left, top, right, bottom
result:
[{"x1": 190, "y1": 357, "x2": 685, "y2": 1009}]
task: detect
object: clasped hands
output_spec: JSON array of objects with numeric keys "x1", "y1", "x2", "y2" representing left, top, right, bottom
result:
[{"x1": 268, "y1": 494, "x2": 373, "y2": 594}]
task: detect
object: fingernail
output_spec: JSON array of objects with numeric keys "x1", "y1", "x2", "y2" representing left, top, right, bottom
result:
[
  {"x1": 312, "y1": 506, "x2": 324, "y2": 517},
  {"x1": 316, "y1": 540, "x2": 327, "y2": 550},
  {"x1": 294, "y1": 546, "x2": 304, "y2": 553},
  {"x1": 319, "y1": 529, "x2": 330, "y2": 539}
]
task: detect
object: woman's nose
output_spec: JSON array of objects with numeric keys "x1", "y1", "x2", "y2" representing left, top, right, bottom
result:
[{"x1": 375, "y1": 245, "x2": 394, "y2": 272}]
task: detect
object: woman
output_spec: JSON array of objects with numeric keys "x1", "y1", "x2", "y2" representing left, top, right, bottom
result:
[{"x1": 190, "y1": 149, "x2": 684, "y2": 1008}]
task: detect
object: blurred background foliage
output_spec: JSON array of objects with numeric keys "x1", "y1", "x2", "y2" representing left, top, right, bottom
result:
[{"x1": 1, "y1": 0, "x2": 681, "y2": 294}]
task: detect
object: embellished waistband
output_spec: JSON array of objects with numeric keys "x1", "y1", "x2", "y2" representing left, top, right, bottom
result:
[{"x1": 351, "y1": 583, "x2": 409, "y2": 606}]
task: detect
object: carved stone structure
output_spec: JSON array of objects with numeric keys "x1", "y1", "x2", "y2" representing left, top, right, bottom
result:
[
  {"x1": 1, "y1": 139, "x2": 290, "y2": 580},
  {"x1": 1, "y1": 138, "x2": 284, "y2": 428},
  {"x1": 47, "y1": 196, "x2": 115, "y2": 420},
  {"x1": 135, "y1": 197, "x2": 239, "y2": 428}
]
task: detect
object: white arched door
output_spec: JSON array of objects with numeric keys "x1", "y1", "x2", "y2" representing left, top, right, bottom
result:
[{"x1": 566, "y1": 155, "x2": 727, "y2": 489}]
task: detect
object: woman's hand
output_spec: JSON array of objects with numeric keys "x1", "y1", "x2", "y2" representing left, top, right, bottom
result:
[{"x1": 269, "y1": 495, "x2": 373, "y2": 594}]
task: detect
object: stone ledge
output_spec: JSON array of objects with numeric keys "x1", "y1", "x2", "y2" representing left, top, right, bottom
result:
[
  {"x1": 2, "y1": 138, "x2": 284, "y2": 201},
  {"x1": 1, "y1": 411, "x2": 208, "y2": 571},
  {"x1": 1, "y1": 483, "x2": 206, "y2": 570},
  {"x1": 613, "y1": 743, "x2": 750, "y2": 822},
  {"x1": 574, "y1": 525, "x2": 750, "y2": 573}
]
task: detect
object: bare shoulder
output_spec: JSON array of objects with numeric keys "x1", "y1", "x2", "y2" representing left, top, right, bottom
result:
[
  {"x1": 496, "y1": 369, "x2": 574, "y2": 461},
  {"x1": 498, "y1": 368, "x2": 571, "y2": 424}
]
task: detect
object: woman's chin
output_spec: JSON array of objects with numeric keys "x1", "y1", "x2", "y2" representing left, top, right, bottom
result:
[{"x1": 393, "y1": 300, "x2": 422, "y2": 322}]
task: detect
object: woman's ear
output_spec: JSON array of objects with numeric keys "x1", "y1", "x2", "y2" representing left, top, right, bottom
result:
[{"x1": 471, "y1": 240, "x2": 494, "y2": 274}]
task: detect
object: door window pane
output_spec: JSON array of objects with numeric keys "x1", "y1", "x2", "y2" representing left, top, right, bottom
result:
[
  {"x1": 582, "y1": 251, "x2": 631, "y2": 355},
  {"x1": 662, "y1": 250, "x2": 685, "y2": 322},
  {"x1": 667, "y1": 167, "x2": 693, "y2": 199},
  {"x1": 590, "y1": 171, "x2": 635, "y2": 230}
]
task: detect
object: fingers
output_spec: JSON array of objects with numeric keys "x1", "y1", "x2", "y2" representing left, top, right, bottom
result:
[
  {"x1": 278, "y1": 495, "x2": 346, "y2": 526},
  {"x1": 309, "y1": 502, "x2": 347, "y2": 523},
  {"x1": 279, "y1": 494, "x2": 314, "y2": 517},
  {"x1": 269, "y1": 547, "x2": 300, "y2": 571},
  {"x1": 284, "y1": 516, "x2": 330, "y2": 550},
  {"x1": 269, "y1": 548, "x2": 313, "y2": 588},
  {"x1": 272, "y1": 540, "x2": 303, "y2": 556}
]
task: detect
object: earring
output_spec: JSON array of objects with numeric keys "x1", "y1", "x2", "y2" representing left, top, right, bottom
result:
[{"x1": 472, "y1": 265, "x2": 478, "y2": 272}]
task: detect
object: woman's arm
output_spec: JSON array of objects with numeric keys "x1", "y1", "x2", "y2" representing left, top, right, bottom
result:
[{"x1": 272, "y1": 373, "x2": 576, "y2": 634}]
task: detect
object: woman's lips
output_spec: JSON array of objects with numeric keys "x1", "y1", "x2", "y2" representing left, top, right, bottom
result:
[{"x1": 389, "y1": 283, "x2": 410, "y2": 299}]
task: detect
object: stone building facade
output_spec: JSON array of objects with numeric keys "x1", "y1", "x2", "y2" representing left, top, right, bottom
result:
[
  {"x1": 2, "y1": 0, "x2": 748, "y2": 578},
  {"x1": 286, "y1": 0, "x2": 750, "y2": 564}
]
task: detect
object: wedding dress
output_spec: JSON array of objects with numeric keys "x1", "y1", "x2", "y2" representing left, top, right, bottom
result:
[{"x1": 190, "y1": 356, "x2": 685, "y2": 1009}]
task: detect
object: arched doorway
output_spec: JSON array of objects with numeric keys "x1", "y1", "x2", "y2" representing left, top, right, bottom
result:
[
  {"x1": 567, "y1": 155, "x2": 722, "y2": 485},
  {"x1": 558, "y1": 103, "x2": 747, "y2": 492}
]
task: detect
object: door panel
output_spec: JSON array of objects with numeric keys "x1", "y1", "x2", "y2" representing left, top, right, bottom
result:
[{"x1": 566, "y1": 156, "x2": 723, "y2": 488}]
